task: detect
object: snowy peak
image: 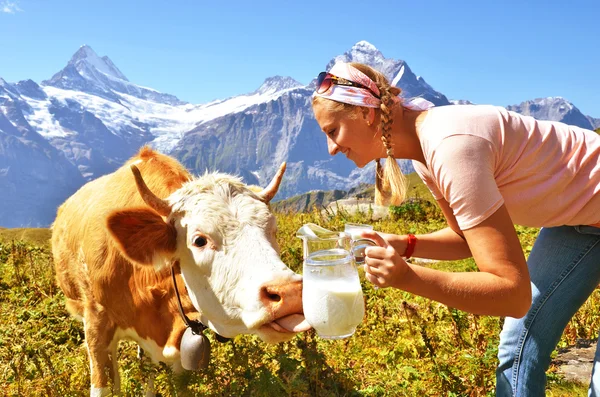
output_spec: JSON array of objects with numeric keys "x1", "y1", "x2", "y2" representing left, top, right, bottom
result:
[
  {"x1": 507, "y1": 97, "x2": 593, "y2": 130},
  {"x1": 15, "y1": 79, "x2": 47, "y2": 100},
  {"x1": 348, "y1": 40, "x2": 385, "y2": 62},
  {"x1": 326, "y1": 40, "x2": 386, "y2": 70},
  {"x1": 353, "y1": 40, "x2": 379, "y2": 52},
  {"x1": 322, "y1": 41, "x2": 450, "y2": 107},
  {"x1": 451, "y1": 99, "x2": 475, "y2": 105},
  {"x1": 254, "y1": 76, "x2": 303, "y2": 95},
  {"x1": 0, "y1": 78, "x2": 15, "y2": 92},
  {"x1": 530, "y1": 96, "x2": 572, "y2": 110},
  {"x1": 324, "y1": 40, "x2": 405, "y2": 84},
  {"x1": 0, "y1": 78, "x2": 20, "y2": 100},
  {"x1": 68, "y1": 45, "x2": 128, "y2": 81},
  {"x1": 42, "y1": 45, "x2": 184, "y2": 106},
  {"x1": 508, "y1": 96, "x2": 574, "y2": 113}
]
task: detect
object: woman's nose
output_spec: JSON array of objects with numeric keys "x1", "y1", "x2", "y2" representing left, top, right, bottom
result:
[{"x1": 327, "y1": 137, "x2": 340, "y2": 155}]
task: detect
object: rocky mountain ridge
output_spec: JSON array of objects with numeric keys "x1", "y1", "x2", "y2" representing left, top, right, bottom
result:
[{"x1": 0, "y1": 42, "x2": 597, "y2": 227}]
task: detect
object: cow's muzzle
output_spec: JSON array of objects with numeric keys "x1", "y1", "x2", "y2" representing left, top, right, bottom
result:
[{"x1": 259, "y1": 280, "x2": 311, "y2": 333}]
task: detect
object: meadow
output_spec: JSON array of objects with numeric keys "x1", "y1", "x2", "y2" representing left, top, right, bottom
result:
[{"x1": 1, "y1": 204, "x2": 599, "y2": 396}]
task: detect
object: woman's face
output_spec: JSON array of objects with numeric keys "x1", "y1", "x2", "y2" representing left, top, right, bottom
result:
[{"x1": 313, "y1": 102, "x2": 381, "y2": 168}]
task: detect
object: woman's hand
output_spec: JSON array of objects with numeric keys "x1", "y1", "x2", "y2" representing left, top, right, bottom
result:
[{"x1": 360, "y1": 231, "x2": 409, "y2": 288}]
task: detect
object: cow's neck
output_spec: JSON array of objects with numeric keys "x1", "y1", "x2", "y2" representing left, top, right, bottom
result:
[{"x1": 170, "y1": 263, "x2": 231, "y2": 343}]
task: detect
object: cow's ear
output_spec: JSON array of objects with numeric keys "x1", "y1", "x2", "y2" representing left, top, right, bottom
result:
[{"x1": 106, "y1": 208, "x2": 177, "y2": 267}]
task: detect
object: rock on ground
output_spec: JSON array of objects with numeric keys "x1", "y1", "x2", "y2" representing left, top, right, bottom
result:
[
  {"x1": 553, "y1": 341, "x2": 597, "y2": 385},
  {"x1": 324, "y1": 198, "x2": 389, "y2": 220}
]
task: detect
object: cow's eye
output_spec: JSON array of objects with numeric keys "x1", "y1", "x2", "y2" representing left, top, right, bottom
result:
[{"x1": 193, "y1": 236, "x2": 208, "y2": 248}]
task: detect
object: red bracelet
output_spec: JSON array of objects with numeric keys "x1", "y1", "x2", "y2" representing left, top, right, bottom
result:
[{"x1": 403, "y1": 234, "x2": 417, "y2": 259}]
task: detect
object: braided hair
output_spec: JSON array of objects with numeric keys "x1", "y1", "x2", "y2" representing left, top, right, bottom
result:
[
  {"x1": 311, "y1": 63, "x2": 408, "y2": 206},
  {"x1": 349, "y1": 63, "x2": 407, "y2": 206}
]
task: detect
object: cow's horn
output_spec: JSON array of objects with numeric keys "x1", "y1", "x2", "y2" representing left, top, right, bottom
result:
[
  {"x1": 130, "y1": 164, "x2": 172, "y2": 217},
  {"x1": 258, "y1": 162, "x2": 286, "y2": 203}
]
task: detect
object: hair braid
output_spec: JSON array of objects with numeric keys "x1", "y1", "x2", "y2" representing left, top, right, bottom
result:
[
  {"x1": 368, "y1": 72, "x2": 407, "y2": 206},
  {"x1": 313, "y1": 62, "x2": 408, "y2": 207}
]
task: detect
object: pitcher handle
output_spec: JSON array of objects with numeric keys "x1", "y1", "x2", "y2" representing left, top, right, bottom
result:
[{"x1": 351, "y1": 238, "x2": 378, "y2": 265}]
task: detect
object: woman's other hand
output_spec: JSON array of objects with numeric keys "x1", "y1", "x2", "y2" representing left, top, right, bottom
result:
[{"x1": 360, "y1": 231, "x2": 409, "y2": 288}]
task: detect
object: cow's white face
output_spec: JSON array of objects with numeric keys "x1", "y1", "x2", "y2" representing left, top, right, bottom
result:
[
  {"x1": 107, "y1": 164, "x2": 309, "y2": 345},
  {"x1": 167, "y1": 174, "x2": 305, "y2": 342}
]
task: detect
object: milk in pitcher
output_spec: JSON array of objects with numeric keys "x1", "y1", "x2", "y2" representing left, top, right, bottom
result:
[
  {"x1": 303, "y1": 278, "x2": 364, "y2": 338},
  {"x1": 302, "y1": 249, "x2": 365, "y2": 339}
]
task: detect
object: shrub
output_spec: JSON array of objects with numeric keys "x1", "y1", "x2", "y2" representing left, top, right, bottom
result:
[
  {"x1": 0, "y1": 214, "x2": 592, "y2": 396},
  {"x1": 388, "y1": 198, "x2": 442, "y2": 222}
]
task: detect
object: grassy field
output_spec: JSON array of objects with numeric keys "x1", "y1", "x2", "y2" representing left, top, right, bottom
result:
[
  {"x1": 0, "y1": 228, "x2": 51, "y2": 248},
  {"x1": 0, "y1": 206, "x2": 597, "y2": 396},
  {"x1": 272, "y1": 173, "x2": 434, "y2": 215}
]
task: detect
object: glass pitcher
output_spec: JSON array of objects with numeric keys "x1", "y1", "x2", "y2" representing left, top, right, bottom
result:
[
  {"x1": 344, "y1": 223, "x2": 375, "y2": 265},
  {"x1": 296, "y1": 223, "x2": 369, "y2": 339}
]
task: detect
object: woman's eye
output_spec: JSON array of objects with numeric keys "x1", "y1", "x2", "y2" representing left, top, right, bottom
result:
[
  {"x1": 193, "y1": 236, "x2": 208, "y2": 247},
  {"x1": 327, "y1": 129, "x2": 336, "y2": 137}
]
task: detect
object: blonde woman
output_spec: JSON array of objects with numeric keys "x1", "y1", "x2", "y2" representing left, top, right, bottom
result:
[{"x1": 312, "y1": 61, "x2": 600, "y2": 396}]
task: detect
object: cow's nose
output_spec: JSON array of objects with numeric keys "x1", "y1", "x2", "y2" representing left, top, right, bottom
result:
[{"x1": 259, "y1": 280, "x2": 303, "y2": 318}]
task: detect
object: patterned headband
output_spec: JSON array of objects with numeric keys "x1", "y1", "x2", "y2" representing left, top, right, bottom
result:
[{"x1": 313, "y1": 62, "x2": 434, "y2": 111}]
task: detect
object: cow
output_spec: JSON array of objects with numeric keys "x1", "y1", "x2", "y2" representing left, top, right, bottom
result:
[{"x1": 51, "y1": 147, "x2": 310, "y2": 397}]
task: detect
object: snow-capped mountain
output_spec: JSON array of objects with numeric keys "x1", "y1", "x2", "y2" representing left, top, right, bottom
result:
[
  {"x1": 9, "y1": 46, "x2": 307, "y2": 181},
  {"x1": 254, "y1": 76, "x2": 304, "y2": 95},
  {"x1": 0, "y1": 80, "x2": 84, "y2": 227},
  {"x1": 323, "y1": 41, "x2": 450, "y2": 106},
  {"x1": 169, "y1": 41, "x2": 439, "y2": 194},
  {"x1": 506, "y1": 97, "x2": 596, "y2": 131},
  {"x1": 451, "y1": 99, "x2": 474, "y2": 105},
  {"x1": 455, "y1": 97, "x2": 598, "y2": 130},
  {"x1": 0, "y1": 42, "x2": 598, "y2": 227},
  {"x1": 43, "y1": 45, "x2": 184, "y2": 106}
]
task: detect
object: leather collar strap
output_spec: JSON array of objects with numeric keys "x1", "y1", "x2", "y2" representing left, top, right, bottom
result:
[{"x1": 170, "y1": 264, "x2": 230, "y2": 342}]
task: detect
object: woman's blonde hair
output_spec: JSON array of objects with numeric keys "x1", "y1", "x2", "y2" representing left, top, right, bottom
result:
[{"x1": 312, "y1": 62, "x2": 407, "y2": 206}]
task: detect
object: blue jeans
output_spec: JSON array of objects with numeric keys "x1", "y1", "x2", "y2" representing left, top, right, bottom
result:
[{"x1": 496, "y1": 225, "x2": 600, "y2": 396}]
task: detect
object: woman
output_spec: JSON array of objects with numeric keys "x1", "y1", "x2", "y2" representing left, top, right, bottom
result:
[{"x1": 312, "y1": 61, "x2": 600, "y2": 396}]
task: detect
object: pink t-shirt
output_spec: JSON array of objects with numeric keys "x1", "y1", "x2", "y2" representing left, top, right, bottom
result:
[{"x1": 412, "y1": 104, "x2": 600, "y2": 230}]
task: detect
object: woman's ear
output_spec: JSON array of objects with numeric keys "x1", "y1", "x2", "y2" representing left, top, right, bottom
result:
[
  {"x1": 368, "y1": 108, "x2": 375, "y2": 125},
  {"x1": 362, "y1": 107, "x2": 375, "y2": 126}
]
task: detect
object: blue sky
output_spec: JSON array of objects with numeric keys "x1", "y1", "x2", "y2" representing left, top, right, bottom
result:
[{"x1": 1, "y1": 0, "x2": 599, "y2": 117}]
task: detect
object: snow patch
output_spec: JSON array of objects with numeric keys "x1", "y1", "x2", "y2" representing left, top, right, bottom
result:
[
  {"x1": 22, "y1": 99, "x2": 71, "y2": 138},
  {"x1": 22, "y1": 81, "x2": 299, "y2": 152}
]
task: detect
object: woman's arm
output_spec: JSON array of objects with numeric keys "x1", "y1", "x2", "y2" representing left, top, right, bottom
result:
[
  {"x1": 379, "y1": 198, "x2": 472, "y2": 260},
  {"x1": 363, "y1": 203, "x2": 532, "y2": 318}
]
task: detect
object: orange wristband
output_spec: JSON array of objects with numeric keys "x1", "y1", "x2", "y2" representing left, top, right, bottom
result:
[{"x1": 403, "y1": 234, "x2": 417, "y2": 259}]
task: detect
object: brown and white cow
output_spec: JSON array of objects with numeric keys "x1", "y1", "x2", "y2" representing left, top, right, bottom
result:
[{"x1": 51, "y1": 147, "x2": 309, "y2": 396}]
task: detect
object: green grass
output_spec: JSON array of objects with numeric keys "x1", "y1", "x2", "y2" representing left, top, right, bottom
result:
[
  {"x1": 0, "y1": 228, "x2": 52, "y2": 248},
  {"x1": 405, "y1": 172, "x2": 437, "y2": 203},
  {"x1": 0, "y1": 208, "x2": 595, "y2": 396},
  {"x1": 273, "y1": 172, "x2": 435, "y2": 215}
]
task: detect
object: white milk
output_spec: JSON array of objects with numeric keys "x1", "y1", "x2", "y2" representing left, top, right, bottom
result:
[{"x1": 303, "y1": 278, "x2": 365, "y2": 339}]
